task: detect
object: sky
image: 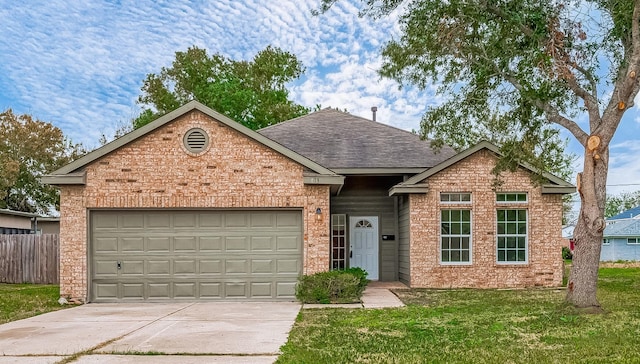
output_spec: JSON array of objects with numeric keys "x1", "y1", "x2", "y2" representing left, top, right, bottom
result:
[{"x1": 0, "y1": 1, "x2": 639, "y2": 204}]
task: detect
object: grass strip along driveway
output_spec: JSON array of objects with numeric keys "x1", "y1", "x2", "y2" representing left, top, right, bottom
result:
[
  {"x1": 278, "y1": 268, "x2": 640, "y2": 363},
  {"x1": 0, "y1": 284, "x2": 67, "y2": 324}
]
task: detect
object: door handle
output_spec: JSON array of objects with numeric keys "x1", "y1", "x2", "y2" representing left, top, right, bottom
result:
[{"x1": 117, "y1": 261, "x2": 122, "y2": 270}]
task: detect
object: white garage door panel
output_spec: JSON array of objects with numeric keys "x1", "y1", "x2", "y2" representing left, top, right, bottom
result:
[{"x1": 90, "y1": 210, "x2": 302, "y2": 302}]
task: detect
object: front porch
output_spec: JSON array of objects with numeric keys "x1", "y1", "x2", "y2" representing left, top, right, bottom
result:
[{"x1": 329, "y1": 175, "x2": 405, "y2": 282}]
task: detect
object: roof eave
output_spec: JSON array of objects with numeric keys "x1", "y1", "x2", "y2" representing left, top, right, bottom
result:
[
  {"x1": 541, "y1": 185, "x2": 576, "y2": 194},
  {"x1": 303, "y1": 173, "x2": 345, "y2": 186},
  {"x1": 0, "y1": 208, "x2": 39, "y2": 218},
  {"x1": 332, "y1": 168, "x2": 427, "y2": 175},
  {"x1": 40, "y1": 172, "x2": 87, "y2": 185},
  {"x1": 389, "y1": 184, "x2": 430, "y2": 196}
]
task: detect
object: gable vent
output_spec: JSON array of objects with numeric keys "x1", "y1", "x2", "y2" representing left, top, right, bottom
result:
[{"x1": 183, "y1": 128, "x2": 209, "y2": 154}]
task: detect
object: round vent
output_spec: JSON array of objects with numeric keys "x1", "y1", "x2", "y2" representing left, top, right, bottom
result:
[{"x1": 183, "y1": 128, "x2": 209, "y2": 154}]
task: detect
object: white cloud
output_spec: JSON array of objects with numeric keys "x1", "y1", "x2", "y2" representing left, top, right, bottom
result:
[
  {"x1": 0, "y1": 0, "x2": 426, "y2": 146},
  {"x1": 0, "y1": 0, "x2": 637, "y2": 194},
  {"x1": 607, "y1": 140, "x2": 640, "y2": 195}
]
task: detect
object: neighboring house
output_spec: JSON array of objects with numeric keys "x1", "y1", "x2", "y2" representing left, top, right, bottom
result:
[
  {"x1": 0, "y1": 209, "x2": 59, "y2": 234},
  {"x1": 0, "y1": 209, "x2": 37, "y2": 234},
  {"x1": 43, "y1": 101, "x2": 574, "y2": 303},
  {"x1": 601, "y1": 206, "x2": 640, "y2": 261},
  {"x1": 38, "y1": 217, "x2": 61, "y2": 235}
]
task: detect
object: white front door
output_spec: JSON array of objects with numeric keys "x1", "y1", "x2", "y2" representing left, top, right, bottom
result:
[{"x1": 350, "y1": 216, "x2": 379, "y2": 280}]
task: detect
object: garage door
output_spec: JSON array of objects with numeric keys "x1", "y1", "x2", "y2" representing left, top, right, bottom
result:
[{"x1": 90, "y1": 210, "x2": 302, "y2": 302}]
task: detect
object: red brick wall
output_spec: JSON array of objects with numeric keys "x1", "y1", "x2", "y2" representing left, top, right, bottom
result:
[
  {"x1": 408, "y1": 149, "x2": 564, "y2": 288},
  {"x1": 58, "y1": 110, "x2": 330, "y2": 302}
]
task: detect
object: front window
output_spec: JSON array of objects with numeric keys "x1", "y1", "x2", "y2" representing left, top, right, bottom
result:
[
  {"x1": 603, "y1": 239, "x2": 610, "y2": 245},
  {"x1": 440, "y1": 210, "x2": 472, "y2": 264},
  {"x1": 628, "y1": 238, "x2": 640, "y2": 245},
  {"x1": 497, "y1": 209, "x2": 528, "y2": 263}
]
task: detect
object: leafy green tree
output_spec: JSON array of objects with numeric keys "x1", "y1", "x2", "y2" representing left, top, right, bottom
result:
[
  {"x1": 605, "y1": 191, "x2": 640, "y2": 218},
  {"x1": 0, "y1": 110, "x2": 85, "y2": 214},
  {"x1": 134, "y1": 45, "x2": 309, "y2": 130},
  {"x1": 319, "y1": 0, "x2": 640, "y2": 308}
]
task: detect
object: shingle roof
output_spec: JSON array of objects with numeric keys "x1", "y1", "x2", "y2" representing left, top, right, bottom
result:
[
  {"x1": 609, "y1": 206, "x2": 640, "y2": 221},
  {"x1": 258, "y1": 108, "x2": 457, "y2": 171},
  {"x1": 604, "y1": 219, "x2": 640, "y2": 237}
]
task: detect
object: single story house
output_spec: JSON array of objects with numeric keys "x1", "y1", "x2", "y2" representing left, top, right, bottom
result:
[
  {"x1": 43, "y1": 101, "x2": 574, "y2": 303},
  {"x1": 0, "y1": 209, "x2": 37, "y2": 234},
  {"x1": 0, "y1": 208, "x2": 59, "y2": 234},
  {"x1": 601, "y1": 206, "x2": 640, "y2": 261}
]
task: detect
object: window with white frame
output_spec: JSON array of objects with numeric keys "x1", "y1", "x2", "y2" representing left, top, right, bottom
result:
[
  {"x1": 440, "y1": 209, "x2": 472, "y2": 263},
  {"x1": 628, "y1": 238, "x2": 640, "y2": 245},
  {"x1": 496, "y1": 193, "x2": 527, "y2": 203},
  {"x1": 602, "y1": 239, "x2": 610, "y2": 245},
  {"x1": 496, "y1": 209, "x2": 528, "y2": 263},
  {"x1": 440, "y1": 192, "x2": 472, "y2": 203},
  {"x1": 330, "y1": 214, "x2": 347, "y2": 270}
]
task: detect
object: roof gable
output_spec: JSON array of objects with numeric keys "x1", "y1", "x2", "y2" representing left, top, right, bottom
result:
[
  {"x1": 390, "y1": 141, "x2": 575, "y2": 195},
  {"x1": 258, "y1": 108, "x2": 457, "y2": 173},
  {"x1": 43, "y1": 101, "x2": 342, "y2": 185}
]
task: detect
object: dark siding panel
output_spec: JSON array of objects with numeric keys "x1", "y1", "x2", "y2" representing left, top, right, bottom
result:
[{"x1": 398, "y1": 195, "x2": 411, "y2": 285}]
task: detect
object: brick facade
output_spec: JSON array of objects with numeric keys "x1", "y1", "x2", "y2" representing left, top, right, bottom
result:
[
  {"x1": 408, "y1": 149, "x2": 564, "y2": 288},
  {"x1": 56, "y1": 107, "x2": 566, "y2": 300},
  {"x1": 58, "y1": 110, "x2": 330, "y2": 302}
]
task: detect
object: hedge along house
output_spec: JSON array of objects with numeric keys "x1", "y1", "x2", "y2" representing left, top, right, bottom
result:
[{"x1": 44, "y1": 101, "x2": 574, "y2": 303}]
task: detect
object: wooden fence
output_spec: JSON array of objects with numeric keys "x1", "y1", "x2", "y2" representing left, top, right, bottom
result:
[{"x1": 0, "y1": 234, "x2": 59, "y2": 284}]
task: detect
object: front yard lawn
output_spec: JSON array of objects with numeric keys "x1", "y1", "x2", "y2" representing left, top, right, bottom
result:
[
  {"x1": 0, "y1": 284, "x2": 67, "y2": 324},
  {"x1": 278, "y1": 268, "x2": 640, "y2": 363}
]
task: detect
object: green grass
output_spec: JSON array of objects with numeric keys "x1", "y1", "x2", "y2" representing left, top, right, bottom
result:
[
  {"x1": 277, "y1": 268, "x2": 640, "y2": 364},
  {"x1": 0, "y1": 284, "x2": 68, "y2": 324}
]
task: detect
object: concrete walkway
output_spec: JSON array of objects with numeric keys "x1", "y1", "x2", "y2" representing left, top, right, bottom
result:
[{"x1": 303, "y1": 281, "x2": 406, "y2": 309}]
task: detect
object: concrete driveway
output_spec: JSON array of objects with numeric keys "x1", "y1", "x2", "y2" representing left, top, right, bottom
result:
[{"x1": 0, "y1": 301, "x2": 300, "y2": 363}]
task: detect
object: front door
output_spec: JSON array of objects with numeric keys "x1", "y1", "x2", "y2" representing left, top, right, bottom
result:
[{"x1": 350, "y1": 216, "x2": 379, "y2": 280}]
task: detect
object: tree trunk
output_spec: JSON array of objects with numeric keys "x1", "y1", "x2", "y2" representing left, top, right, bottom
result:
[{"x1": 566, "y1": 147, "x2": 608, "y2": 308}]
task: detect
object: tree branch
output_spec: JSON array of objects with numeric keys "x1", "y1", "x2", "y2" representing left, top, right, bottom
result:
[
  {"x1": 599, "y1": 1, "x2": 640, "y2": 141},
  {"x1": 485, "y1": 1, "x2": 600, "y2": 133},
  {"x1": 570, "y1": 63, "x2": 599, "y2": 100},
  {"x1": 564, "y1": 76, "x2": 601, "y2": 130},
  {"x1": 504, "y1": 74, "x2": 589, "y2": 144}
]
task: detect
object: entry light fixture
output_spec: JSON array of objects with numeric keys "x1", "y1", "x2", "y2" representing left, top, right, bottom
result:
[{"x1": 315, "y1": 207, "x2": 322, "y2": 221}]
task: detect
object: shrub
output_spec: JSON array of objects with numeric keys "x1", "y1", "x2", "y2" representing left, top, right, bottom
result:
[
  {"x1": 562, "y1": 246, "x2": 573, "y2": 260},
  {"x1": 344, "y1": 267, "x2": 368, "y2": 290},
  {"x1": 295, "y1": 269, "x2": 369, "y2": 304}
]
